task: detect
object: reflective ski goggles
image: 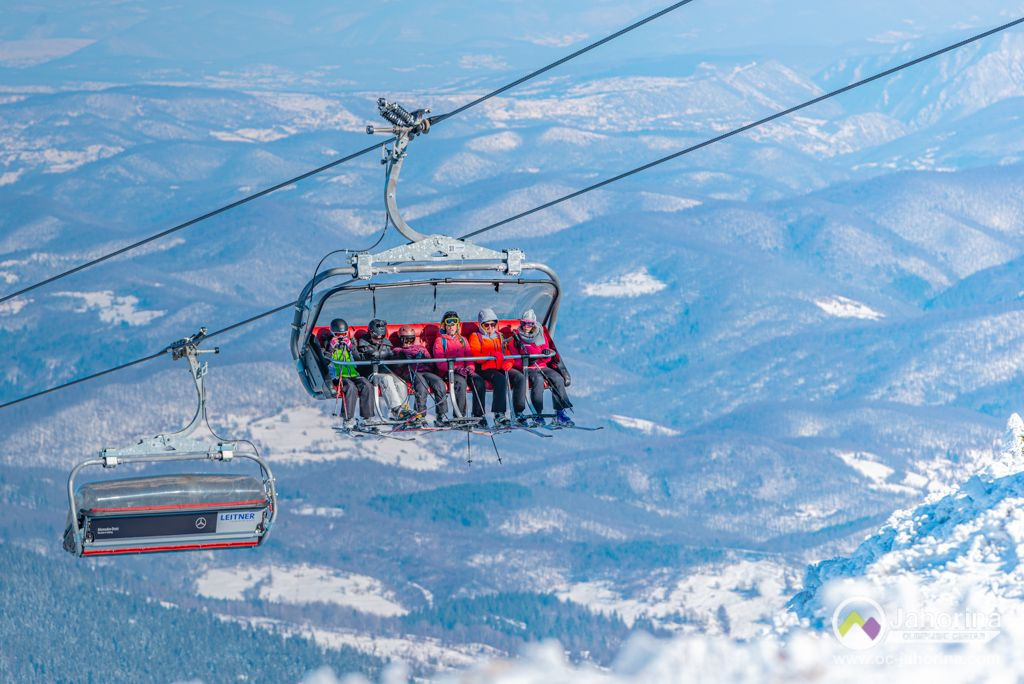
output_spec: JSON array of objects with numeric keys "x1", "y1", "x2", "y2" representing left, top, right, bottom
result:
[
  {"x1": 400, "y1": 336, "x2": 416, "y2": 345},
  {"x1": 480, "y1": 321, "x2": 498, "y2": 329},
  {"x1": 519, "y1": 320, "x2": 535, "y2": 328},
  {"x1": 442, "y1": 318, "x2": 460, "y2": 326}
]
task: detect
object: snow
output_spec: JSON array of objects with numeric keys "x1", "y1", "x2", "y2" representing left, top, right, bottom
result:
[
  {"x1": 235, "y1": 406, "x2": 447, "y2": 470},
  {"x1": 539, "y1": 127, "x2": 608, "y2": 146},
  {"x1": 465, "y1": 181, "x2": 610, "y2": 237},
  {"x1": 196, "y1": 564, "x2": 407, "y2": 616},
  {"x1": 0, "y1": 299, "x2": 28, "y2": 316},
  {"x1": 432, "y1": 152, "x2": 501, "y2": 185},
  {"x1": 466, "y1": 132, "x2": 522, "y2": 153},
  {"x1": 248, "y1": 92, "x2": 362, "y2": 131},
  {"x1": 39, "y1": 144, "x2": 123, "y2": 173},
  {"x1": 610, "y1": 414, "x2": 680, "y2": 437},
  {"x1": 833, "y1": 450, "x2": 896, "y2": 484},
  {"x1": 638, "y1": 192, "x2": 701, "y2": 213},
  {"x1": 0, "y1": 169, "x2": 23, "y2": 186},
  {"x1": 814, "y1": 295, "x2": 885, "y2": 320},
  {"x1": 53, "y1": 290, "x2": 165, "y2": 326},
  {"x1": 194, "y1": 565, "x2": 266, "y2": 601},
  {"x1": 791, "y1": 413, "x2": 1024, "y2": 641},
  {"x1": 583, "y1": 269, "x2": 667, "y2": 298},
  {"x1": 499, "y1": 507, "x2": 627, "y2": 540},
  {"x1": 293, "y1": 504, "x2": 346, "y2": 518},
  {"x1": 558, "y1": 560, "x2": 796, "y2": 637},
  {"x1": 210, "y1": 127, "x2": 295, "y2": 143},
  {"x1": 301, "y1": 628, "x2": 495, "y2": 670},
  {"x1": 323, "y1": 422, "x2": 1024, "y2": 681},
  {"x1": 319, "y1": 208, "x2": 384, "y2": 236}
]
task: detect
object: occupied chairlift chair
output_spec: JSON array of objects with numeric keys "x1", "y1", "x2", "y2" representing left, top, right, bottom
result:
[{"x1": 291, "y1": 100, "x2": 565, "y2": 429}]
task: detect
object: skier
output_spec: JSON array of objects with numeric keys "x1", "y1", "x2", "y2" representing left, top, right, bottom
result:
[
  {"x1": 510, "y1": 309, "x2": 574, "y2": 426},
  {"x1": 393, "y1": 325, "x2": 448, "y2": 426},
  {"x1": 432, "y1": 311, "x2": 487, "y2": 425},
  {"x1": 468, "y1": 307, "x2": 528, "y2": 429},
  {"x1": 356, "y1": 318, "x2": 409, "y2": 420},
  {"x1": 325, "y1": 318, "x2": 374, "y2": 427}
]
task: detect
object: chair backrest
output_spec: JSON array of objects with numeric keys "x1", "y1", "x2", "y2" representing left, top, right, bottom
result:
[{"x1": 311, "y1": 320, "x2": 559, "y2": 358}]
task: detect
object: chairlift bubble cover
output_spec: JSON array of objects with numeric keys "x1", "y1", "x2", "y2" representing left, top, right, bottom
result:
[{"x1": 64, "y1": 473, "x2": 272, "y2": 556}]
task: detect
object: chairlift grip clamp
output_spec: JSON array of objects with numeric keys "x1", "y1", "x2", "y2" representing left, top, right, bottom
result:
[{"x1": 505, "y1": 249, "x2": 524, "y2": 276}]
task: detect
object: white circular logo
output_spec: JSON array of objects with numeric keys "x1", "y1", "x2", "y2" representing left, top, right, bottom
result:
[
  {"x1": 195, "y1": 516, "x2": 208, "y2": 530},
  {"x1": 832, "y1": 597, "x2": 888, "y2": 650}
]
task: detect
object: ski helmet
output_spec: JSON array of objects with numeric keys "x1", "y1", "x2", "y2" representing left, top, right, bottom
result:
[
  {"x1": 330, "y1": 318, "x2": 348, "y2": 335},
  {"x1": 441, "y1": 310, "x2": 461, "y2": 327},
  {"x1": 368, "y1": 319, "x2": 387, "y2": 338},
  {"x1": 398, "y1": 325, "x2": 417, "y2": 342}
]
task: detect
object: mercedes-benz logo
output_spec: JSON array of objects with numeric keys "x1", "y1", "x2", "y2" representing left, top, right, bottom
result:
[{"x1": 195, "y1": 516, "x2": 208, "y2": 530}]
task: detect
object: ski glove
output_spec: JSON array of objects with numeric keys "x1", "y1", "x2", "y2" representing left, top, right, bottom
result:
[{"x1": 558, "y1": 365, "x2": 571, "y2": 387}]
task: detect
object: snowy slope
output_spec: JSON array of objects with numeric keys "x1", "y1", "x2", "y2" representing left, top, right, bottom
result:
[
  {"x1": 311, "y1": 414, "x2": 1024, "y2": 683},
  {"x1": 789, "y1": 413, "x2": 1024, "y2": 626}
]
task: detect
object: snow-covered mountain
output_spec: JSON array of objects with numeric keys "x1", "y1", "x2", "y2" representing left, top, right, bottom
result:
[
  {"x1": 5, "y1": 1, "x2": 1024, "y2": 679},
  {"x1": 310, "y1": 415, "x2": 1024, "y2": 682}
]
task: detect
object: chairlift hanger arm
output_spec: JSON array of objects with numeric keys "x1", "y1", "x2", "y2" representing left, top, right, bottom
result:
[{"x1": 367, "y1": 98, "x2": 433, "y2": 243}]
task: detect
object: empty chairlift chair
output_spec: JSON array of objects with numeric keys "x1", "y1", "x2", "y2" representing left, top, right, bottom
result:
[{"x1": 63, "y1": 329, "x2": 278, "y2": 557}]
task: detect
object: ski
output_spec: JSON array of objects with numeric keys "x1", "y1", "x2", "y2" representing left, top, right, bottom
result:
[
  {"x1": 510, "y1": 423, "x2": 552, "y2": 438},
  {"x1": 542, "y1": 424, "x2": 603, "y2": 432},
  {"x1": 340, "y1": 425, "x2": 416, "y2": 441}
]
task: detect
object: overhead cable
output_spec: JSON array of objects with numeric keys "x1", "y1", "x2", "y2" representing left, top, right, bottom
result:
[
  {"x1": 461, "y1": 16, "x2": 1024, "y2": 239},
  {"x1": 0, "y1": 0, "x2": 698, "y2": 306}
]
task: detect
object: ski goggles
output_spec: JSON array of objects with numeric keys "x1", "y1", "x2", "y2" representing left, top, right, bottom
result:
[
  {"x1": 400, "y1": 336, "x2": 416, "y2": 345},
  {"x1": 480, "y1": 321, "x2": 498, "y2": 329},
  {"x1": 442, "y1": 317, "x2": 460, "y2": 326}
]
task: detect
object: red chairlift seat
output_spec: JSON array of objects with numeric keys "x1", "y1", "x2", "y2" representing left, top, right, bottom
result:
[{"x1": 311, "y1": 320, "x2": 564, "y2": 393}]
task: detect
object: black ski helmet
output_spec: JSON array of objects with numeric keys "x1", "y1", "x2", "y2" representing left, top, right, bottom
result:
[
  {"x1": 368, "y1": 318, "x2": 387, "y2": 338},
  {"x1": 330, "y1": 318, "x2": 348, "y2": 335},
  {"x1": 441, "y1": 310, "x2": 460, "y2": 326}
]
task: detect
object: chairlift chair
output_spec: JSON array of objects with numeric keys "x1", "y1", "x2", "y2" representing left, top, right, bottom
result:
[
  {"x1": 291, "y1": 100, "x2": 567, "y2": 430},
  {"x1": 64, "y1": 329, "x2": 278, "y2": 557}
]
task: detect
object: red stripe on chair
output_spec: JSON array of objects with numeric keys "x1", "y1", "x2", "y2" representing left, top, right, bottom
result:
[{"x1": 82, "y1": 541, "x2": 259, "y2": 556}]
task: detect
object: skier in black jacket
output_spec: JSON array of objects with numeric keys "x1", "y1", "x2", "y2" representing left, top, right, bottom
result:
[{"x1": 356, "y1": 319, "x2": 408, "y2": 419}]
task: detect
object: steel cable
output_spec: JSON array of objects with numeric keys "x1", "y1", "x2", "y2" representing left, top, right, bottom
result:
[{"x1": 3, "y1": 16, "x2": 1021, "y2": 410}]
